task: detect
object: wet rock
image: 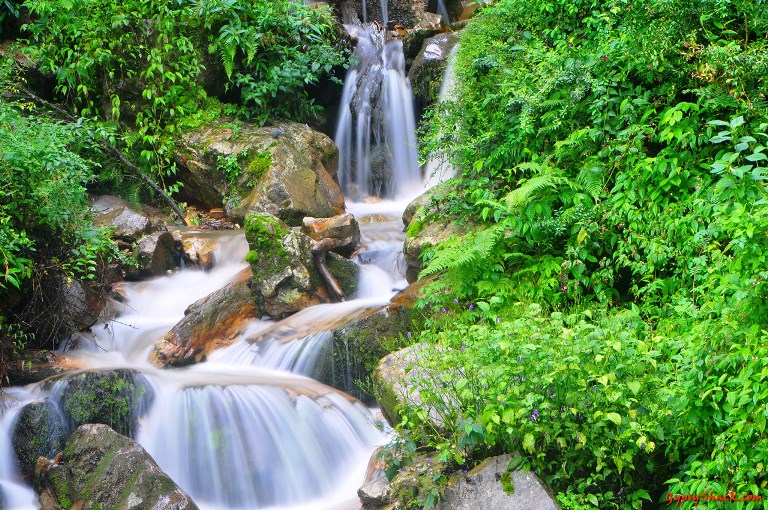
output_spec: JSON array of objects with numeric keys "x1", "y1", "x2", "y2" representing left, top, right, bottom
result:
[
  {"x1": 358, "y1": 446, "x2": 393, "y2": 508},
  {"x1": 127, "y1": 231, "x2": 180, "y2": 279},
  {"x1": 245, "y1": 213, "x2": 358, "y2": 318},
  {"x1": 180, "y1": 233, "x2": 218, "y2": 270},
  {"x1": 11, "y1": 400, "x2": 68, "y2": 482},
  {"x1": 150, "y1": 268, "x2": 257, "y2": 367},
  {"x1": 50, "y1": 368, "x2": 154, "y2": 438},
  {"x1": 90, "y1": 195, "x2": 152, "y2": 242},
  {"x1": 316, "y1": 304, "x2": 413, "y2": 404},
  {"x1": 5, "y1": 350, "x2": 85, "y2": 387},
  {"x1": 35, "y1": 423, "x2": 199, "y2": 510},
  {"x1": 438, "y1": 454, "x2": 560, "y2": 510},
  {"x1": 176, "y1": 120, "x2": 344, "y2": 225},
  {"x1": 301, "y1": 213, "x2": 361, "y2": 257},
  {"x1": 408, "y1": 32, "x2": 459, "y2": 113},
  {"x1": 374, "y1": 343, "x2": 458, "y2": 429},
  {"x1": 59, "y1": 277, "x2": 107, "y2": 331}
]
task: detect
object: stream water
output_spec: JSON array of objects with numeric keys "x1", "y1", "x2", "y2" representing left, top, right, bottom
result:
[{"x1": 0, "y1": 3, "x2": 452, "y2": 508}]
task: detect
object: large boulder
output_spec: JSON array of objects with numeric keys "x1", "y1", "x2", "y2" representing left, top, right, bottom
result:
[
  {"x1": 150, "y1": 268, "x2": 257, "y2": 367},
  {"x1": 48, "y1": 368, "x2": 154, "y2": 438},
  {"x1": 35, "y1": 423, "x2": 199, "y2": 510},
  {"x1": 437, "y1": 454, "x2": 560, "y2": 510},
  {"x1": 176, "y1": 120, "x2": 345, "y2": 225},
  {"x1": 244, "y1": 213, "x2": 358, "y2": 318},
  {"x1": 11, "y1": 400, "x2": 68, "y2": 482}
]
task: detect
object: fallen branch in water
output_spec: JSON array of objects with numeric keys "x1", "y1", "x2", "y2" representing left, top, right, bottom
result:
[{"x1": 311, "y1": 237, "x2": 346, "y2": 302}]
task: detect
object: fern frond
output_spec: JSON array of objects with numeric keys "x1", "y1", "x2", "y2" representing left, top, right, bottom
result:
[
  {"x1": 420, "y1": 225, "x2": 506, "y2": 278},
  {"x1": 504, "y1": 174, "x2": 574, "y2": 210},
  {"x1": 576, "y1": 165, "x2": 605, "y2": 199}
]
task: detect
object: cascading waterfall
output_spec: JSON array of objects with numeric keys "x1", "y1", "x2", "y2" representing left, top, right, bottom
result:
[
  {"x1": 0, "y1": 1, "x2": 447, "y2": 506},
  {"x1": 334, "y1": 22, "x2": 421, "y2": 200}
]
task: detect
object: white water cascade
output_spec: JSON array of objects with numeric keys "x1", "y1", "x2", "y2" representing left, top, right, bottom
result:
[
  {"x1": 0, "y1": 2, "x2": 448, "y2": 507},
  {"x1": 334, "y1": 23, "x2": 422, "y2": 200}
]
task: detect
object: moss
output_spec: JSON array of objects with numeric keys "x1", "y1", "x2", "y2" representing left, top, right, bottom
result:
[
  {"x1": 246, "y1": 149, "x2": 273, "y2": 186},
  {"x1": 500, "y1": 469, "x2": 515, "y2": 495}
]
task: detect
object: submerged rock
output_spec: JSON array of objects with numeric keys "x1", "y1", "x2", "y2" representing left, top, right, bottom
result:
[
  {"x1": 11, "y1": 400, "x2": 68, "y2": 482},
  {"x1": 176, "y1": 120, "x2": 344, "y2": 225},
  {"x1": 245, "y1": 213, "x2": 358, "y2": 318},
  {"x1": 35, "y1": 423, "x2": 199, "y2": 510},
  {"x1": 150, "y1": 268, "x2": 257, "y2": 367},
  {"x1": 438, "y1": 454, "x2": 560, "y2": 510}
]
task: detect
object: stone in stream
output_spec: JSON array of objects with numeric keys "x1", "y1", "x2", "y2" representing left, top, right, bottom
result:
[
  {"x1": 301, "y1": 213, "x2": 361, "y2": 257},
  {"x1": 408, "y1": 31, "x2": 460, "y2": 115},
  {"x1": 126, "y1": 231, "x2": 181, "y2": 280},
  {"x1": 11, "y1": 400, "x2": 68, "y2": 483},
  {"x1": 150, "y1": 267, "x2": 257, "y2": 367},
  {"x1": 245, "y1": 213, "x2": 358, "y2": 318},
  {"x1": 34, "y1": 423, "x2": 199, "y2": 510}
]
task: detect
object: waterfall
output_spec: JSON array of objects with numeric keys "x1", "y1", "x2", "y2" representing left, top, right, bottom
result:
[
  {"x1": 0, "y1": 390, "x2": 37, "y2": 510},
  {"x1": 334, "y1": 24, "x2": 421, "y2": 201}
]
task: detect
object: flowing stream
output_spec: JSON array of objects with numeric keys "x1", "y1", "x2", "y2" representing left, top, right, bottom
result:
[{"x1": 0, "y1": 3, "x2": 451, "y2": 508}]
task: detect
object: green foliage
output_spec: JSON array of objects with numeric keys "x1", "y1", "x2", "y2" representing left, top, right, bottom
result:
[
  {"x1": 197, "y1": 0, "x2": 351, "y2": 124},
  {"x1": 0, "y1": 102, "x2": 119, "y2": 290},
  {"x1": 405, "y1": 0, "x2": 768, "y2": 507}
]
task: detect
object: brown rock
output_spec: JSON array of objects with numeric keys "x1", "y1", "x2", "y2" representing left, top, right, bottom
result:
[
  {"x1": 150, "y1": 267, "x2": 256, "y2": 367},
  {"x1": 301, "y1": 213, "x2": 361, "y2": 257}
]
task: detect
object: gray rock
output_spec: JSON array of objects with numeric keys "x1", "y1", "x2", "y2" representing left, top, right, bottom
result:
[
  {"x1": 438, "y1": 454, "x2": 560, "y2": 510},
  {"x1": 128, "y1": 231, "x2": 180, "y2": 279},
  {"x1": 374, "y1": 343, "x2": 458, "y2": 429},
  {"x1": 90, "y1": 195, "x2": 152, "y2": 242},
  {"x1": 408, "y1": 32, "x2": 459, "y2": 113},
  {"x1": 35, "y1": 423, "x2": 199, "y2": 510}
]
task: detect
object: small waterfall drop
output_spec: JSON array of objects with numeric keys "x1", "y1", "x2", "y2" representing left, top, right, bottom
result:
[
  {"x1": 0, "y1": 390, "x2": 37, "y2": 510},
  {"x1": 334, "y1": 24, "x2": 421, "y2": 201}
]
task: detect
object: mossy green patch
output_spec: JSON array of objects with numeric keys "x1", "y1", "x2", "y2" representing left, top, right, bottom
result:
[{"x1": 246, "y1": 149, "x2": 273, "y2": 185}]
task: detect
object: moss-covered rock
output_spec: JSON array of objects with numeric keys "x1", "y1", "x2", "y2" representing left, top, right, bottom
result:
[
  {"x1": 35, "y1": 423, "x2": 198, "y2": 510},
  {"x1": 11, "y1": 400, "x2": 68, "y2": 482},
  {"x1": 49, "y1": 368, "x2": 154, "y2": 438},
  {"x1": 176, "y1": 119, "x2": 344, "y2": 225},
  {"x1": 313, "y1": 304, "x2": 413, "y2": 404},
  {"x1": 244, "y1": 213, "x2": 359, "y2": 318}
]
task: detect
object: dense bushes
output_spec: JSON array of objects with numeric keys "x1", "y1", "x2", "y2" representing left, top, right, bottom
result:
[{"x1": 397, "y1": 0, "x2": 768, "y2": 507}]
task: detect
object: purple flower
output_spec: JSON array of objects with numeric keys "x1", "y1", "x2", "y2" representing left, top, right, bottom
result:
[
  {"x1": 519, "y1": 357, "x2": 523, "y2": 363},
  {"x1": 469, "y1": 304, "x2": 475, "y2": 310},
  {"x1": 453, "y1": 298, "x2": 458, "y2": 304},
  {"x1": 530, "y1": 409, "x2": 540, "y2": 421},
  {"x1": 406, "y1": 331, "x2": 411, "y2": 338},
  {"x1": 628, "y1": 322, "x2": 634, "y2": 328},
  {"x1": 461, "y1": 344, "x2": 466, "y2": 350},
  {"x1": 442, "y1": 307, "x2": 448, "y2": 313}
]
